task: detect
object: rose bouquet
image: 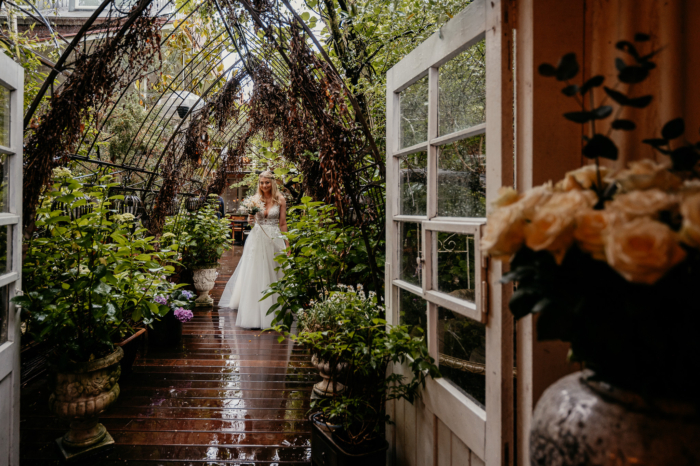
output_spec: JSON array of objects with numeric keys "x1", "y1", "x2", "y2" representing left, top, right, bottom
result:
[{"x1": 483, "y1": 40, "x2": 700, "y2": 400}]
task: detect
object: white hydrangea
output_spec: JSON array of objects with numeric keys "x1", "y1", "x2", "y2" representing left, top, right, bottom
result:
[
  {"x1": 52, "y1": 167, "x2": 72, "y2": 179},
  {"x1": 113, "y1": 213, "x2": 136, "y2": 223}
]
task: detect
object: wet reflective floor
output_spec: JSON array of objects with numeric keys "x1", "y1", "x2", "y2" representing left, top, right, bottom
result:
[{"x1": 20, "y1": 246, "x2": 316, "y2": 465}]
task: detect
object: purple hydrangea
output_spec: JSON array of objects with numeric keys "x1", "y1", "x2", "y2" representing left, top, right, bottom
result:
[
  {"x1": 181, "y1": 290, "x2": 194, "y2": 300},
  {"x1": 154, "y1": 295, "x2": 168, "y2": 305},
  {"x1": 174, "y1": 307, "x2": 193, "y2": 323}
]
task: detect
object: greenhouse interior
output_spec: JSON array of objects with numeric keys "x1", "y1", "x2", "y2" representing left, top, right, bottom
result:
[{"x1": 1, "y1": 0, "x2": 700, "y2": 464}]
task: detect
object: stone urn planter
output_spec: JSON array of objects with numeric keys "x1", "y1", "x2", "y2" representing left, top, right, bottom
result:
[
  {"x1": 530, "y1": 370, "x2": 700, "y2": 466},
  {"x1": 193, "y1": 267, "x2": 217, "y2": 307},
  {"x1": 311, "y1": 413, "x2": 388, "y2": 466},
  {"x1": 49, "y1": 347, "x2": 123, "y2": 459},
  {"x1": 311, "y1": 354, "x2": 348, "y2": 397}
]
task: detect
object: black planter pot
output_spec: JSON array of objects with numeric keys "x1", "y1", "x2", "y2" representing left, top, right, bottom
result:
[
  {"x1": 310, "y1": 413, "x2": 388, "y2": 466},
  {"x1": 114, "y1": 328, "x2": 146, "y2": 377},
  {"x1": 148, "y1": 312, "x2": 183, "y2": 348}
]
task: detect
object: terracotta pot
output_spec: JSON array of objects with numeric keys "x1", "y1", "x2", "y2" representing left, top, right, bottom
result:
[
  {"x1": 48, "y1": 347, "x2": 123, "y2": 450},
  {"x1": 311, "y1": 354, "x2": 348, "y2": 397},
  {"x1": 530, "y1": 370, "x2": 700, "y2": 466},
  {"x1": 193, "y1": 268, "x2": 217, "y2": 307},
  {"x1": 148, "y1": 311, "x2": 183, "y2": 348},
  {"x1": 114, "y1": 328, "x2": 146, "y2": 377}
]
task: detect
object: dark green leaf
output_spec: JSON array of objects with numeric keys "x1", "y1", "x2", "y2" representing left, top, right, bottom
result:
[
  {"x1": 615, "y1": 40, "x2": 640, "y2": 60},
  {"x1": 661, "y1": 118, "x2": 685, "y2": 140},
  {"x1": 509, "y1": 288, "x2": 543, "y2": 320},
  {"x1": 538, "y1": 63, "x2": 556, "y2": 77},
  {"x1": 591, "y1": 105, "x2": 613, "y2": 119},
  {"x1": 618, "y1": 66, "x2": 649, "y2": 84},
  {"x1": 670, "y1": 146, "x2": 700, "y2": 171},
  {"x1": 634, "y1": 33, "x2": 650, "y2": 42},
  {"x1": 642, "y1": 138, "x2": 668, "y2": 148},
  {"x1": 626, "y1": 95, "x2": 653, "y2": 108},
  {"x1": 615, "y1": 57, "x2": 627, "y2": 71},
  {"x1": 556, "y1": 53, "x2": 579, "y2": 81},
  {"x1": 580, "y1": 75, "x2": 604, "y2": 95},
  {"x1": 583, "y1": 134, "x2": 618, "y2": 160},
  {"x1": 611, "y1": 119, "x2": 636, "y2": 130},
  {"x1": 561, "y1": 84, "x2": 579, "y2": 96},
  {"x1": 563, "y1": 111, "x2": 593, "y2": 123}
]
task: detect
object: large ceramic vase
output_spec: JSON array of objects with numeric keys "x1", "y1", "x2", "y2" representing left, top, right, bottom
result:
[
  {"x1": 530, "y1": 370, "x2": 700, "y2": 466},
  {"x1": 311, "y1": 354, "x2": 348, "y2": 397},
  {"x1": 49, "y1": 347, "x2": 123, "y2": 458},
  {"x1": 193, "y1": 268, "x2": 217, "y2": 307}
]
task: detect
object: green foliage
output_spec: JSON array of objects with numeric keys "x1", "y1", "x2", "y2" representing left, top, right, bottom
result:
[
  {"x1": 263, "y1": 197, "x2": 384, "y2": 328},
  {"x1": 503, "y1": 245, "x2": 700, "y2": 400},
  {"x1": 178, "y1": 195, "x2": 232, "y2": 269},
  {"x1": 274, "y1": 290, "x2": 439, "y2": 446},
  {"x1": 13, "y1": 172, "x2": 180, "y2": 368}
]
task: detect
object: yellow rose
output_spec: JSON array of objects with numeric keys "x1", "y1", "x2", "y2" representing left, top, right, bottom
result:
[
  {"x1": 557, "y1": 165, "x2": 609, "y2": 192},
  {"x1": 612, "y1": 159, "x2": 682, "y2": 192},
  {"x1": 515, "y1": 183, "x2": 554, "y2": 220},
  {"x1": 524, "y1": 190, "x2": 597, "y2": 264},
  {"x1": 680, "y1": 192, "x2": 700, "y2": 248},
  {"x1": 607, "y1": 189, "x2": 678, "y2": 220},
  {"x1": 574, "y1": 209, "x2": 612, "y2": 260},
  {"x1": 605, "y1": 218, "x2": 686, "y2": 285},
  {"x1": 491, "y1": 186, "x2": 520, "y2": 209},
  {"x1": 481, "y1": 204, "x2": 526, "y2": 261}
]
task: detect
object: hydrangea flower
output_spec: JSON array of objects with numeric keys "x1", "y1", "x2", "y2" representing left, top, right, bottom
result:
[
  {"x1": 174, "y1": 307, "x2": 194, "y2": 323},
  {"x1": 181, "y1": 290, "x2": 194, "y2": 300},
  {"x1": 154, "y1": 295, "x2": 168, "y2": 305}
]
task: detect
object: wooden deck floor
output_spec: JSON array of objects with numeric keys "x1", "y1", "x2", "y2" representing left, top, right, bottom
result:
[{"x1": 20, "y1": 246, "x2": 315, "y2": 465}]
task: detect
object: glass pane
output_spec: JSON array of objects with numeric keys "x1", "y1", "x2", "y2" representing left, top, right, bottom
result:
[
  {"x1": 0, "y1": 85, "x2": 9, "y2": 147},
  {"x1": 398, "y1": 289, "x2": 426, "y2": 337},
  {"x1": 399, "y1": 75, "x2": 429, "y2": 149},
  {"x1": 0, "y1": 285, "x2": 8, "y2": 345},
  {"x1": 78, "y1": 0, "x2": 102, "y2": 6},
  {"x1": 438, "y1": 306, "x2": 486, "y2": 408},
  {"x1": 436, "y1": 232, "x2": 475, "y2": 302},
  {"x1": 438, "y1": 40, "x2": 486, "y2": 136},
  {"x1": 438, "y1": 135, "x2": 486, "y2": 218},
  {"x1": 0, "y1": 153, "x2": 8, "y2": 212},
  {"x1": 399, "y1": 151, "x2": 427, "y2": 216},
  {"x1": 398, "y1": 222, "x2": 422, "y2": 286}
]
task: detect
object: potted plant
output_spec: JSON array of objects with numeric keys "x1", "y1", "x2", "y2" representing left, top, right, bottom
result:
[
  {"x1": 276, "y1": 289, "x2": 440, "y2": 465},
  {"x1": 147, "y1": 289, "x2": 195, "y2": 347},
  {"x1": 179, "y1": 195, "x2": 233, "y2": 306},
  {"x1": 482, "y1": 39, "x2": 700, "y2": 465},
  {"x1": 13, "y1": 170, "x2": 179, "y2": 458}
]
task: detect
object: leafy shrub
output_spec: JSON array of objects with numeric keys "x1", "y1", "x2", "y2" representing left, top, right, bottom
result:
[
  {"x1": 14, "y1": 172, "x2": 180, "y2": 368},
  {"x1": 275, "y1": 289, "x2": 439, "y2": 447},
  {"x1": 178, "y1": 195, "x2": 232, "y2": 269},
  {"x1": 265, "y1": 197, "x2": 384, "y2": 328}
]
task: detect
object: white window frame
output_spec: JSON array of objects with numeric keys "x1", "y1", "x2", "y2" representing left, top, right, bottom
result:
[{"x1": 385, "y1": 0, "x2": 514, "y2": 463}]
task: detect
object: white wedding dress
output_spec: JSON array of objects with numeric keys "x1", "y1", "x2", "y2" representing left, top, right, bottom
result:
[{"x1": 218, "y1": 203, "x2": 286, "y2": 328}]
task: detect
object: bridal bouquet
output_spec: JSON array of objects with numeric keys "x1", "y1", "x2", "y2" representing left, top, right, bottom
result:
[
  {"x1": 241, "y1": 195, "x2": 264, "y2": 216},
  {"x1": 481, "y1": 40, "x2": 700, "y2": 399}
]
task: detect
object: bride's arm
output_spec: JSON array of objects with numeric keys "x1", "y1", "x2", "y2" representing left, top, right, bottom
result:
[{"x1": 279, "y1": 196, "x2": 290, "y2": 249}]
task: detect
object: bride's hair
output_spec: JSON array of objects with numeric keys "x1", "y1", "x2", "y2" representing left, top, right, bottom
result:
[{"x1": 256, "y1": 170, "x2": 280, "y2": 205}]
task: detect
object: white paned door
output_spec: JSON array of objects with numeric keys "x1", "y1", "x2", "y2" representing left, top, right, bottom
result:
[
  {"x1": 0, "y1": 52, "x2": 24, "y2": 466},
  {"x1": 385, "y1": 0, "x2": 514, "y2": 464}
]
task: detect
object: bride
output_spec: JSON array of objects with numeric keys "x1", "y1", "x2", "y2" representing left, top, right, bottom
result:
[{"x1": 218, "y1": 171, "x2": 288, "y2": 328}]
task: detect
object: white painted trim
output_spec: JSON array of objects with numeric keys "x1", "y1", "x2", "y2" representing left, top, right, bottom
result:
[
  {"x1": 424, "y1": 290, "x2": 481, "y2": 322},
  {"x1": 0, "y1": 272, "x2": 18, "y2": 289},
  {"x1": 0, "y1": 214, "x2": 20, "y2": 226},
  {"x1": 0, "y1": 145, "x2": 13, "y2": 156},
  {"x1": 431, "y1": 122, "x2": 487, "y2": 147},
  {"x1": 393, "y1": 215, "x2": 429, "y2": 223},
  {"x1": 392, "y1": 279, "x2": 423, "y2": 297},
  {"x1": 386, "y1": 0, "x2": 487, "y2": 92},
  {"x1": 393, "y1": 141, "x2": 429, "y2": 158}
]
